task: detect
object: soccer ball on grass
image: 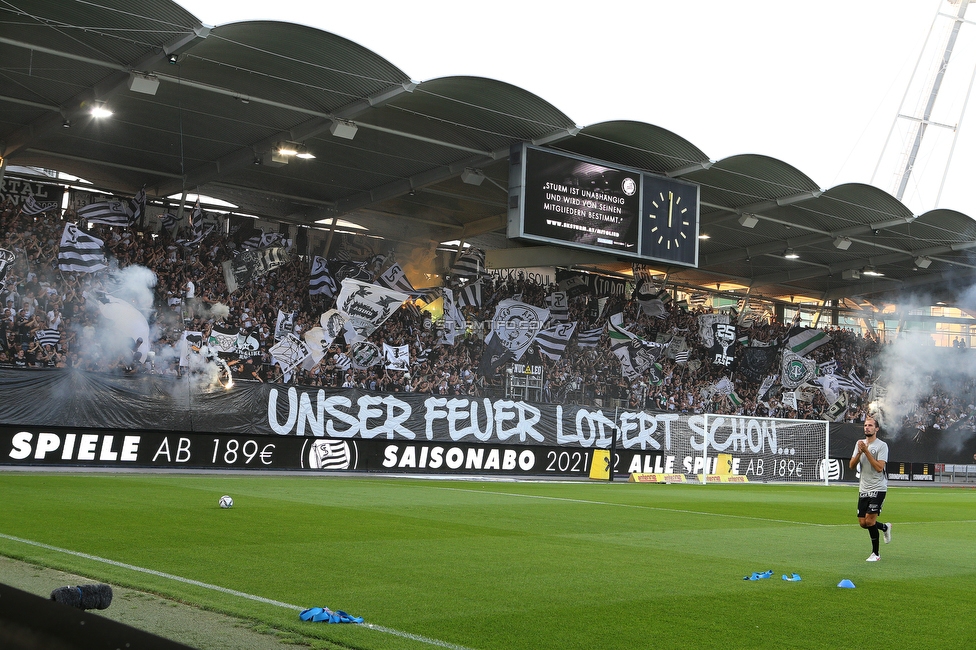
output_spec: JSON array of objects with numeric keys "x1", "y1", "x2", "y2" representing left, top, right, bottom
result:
[{"x1": 218, "y1": 495, "x2": 234, "y2": 509}]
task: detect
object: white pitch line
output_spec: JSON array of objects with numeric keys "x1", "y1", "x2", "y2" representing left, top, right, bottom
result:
[
  {"x1": 0, "y1": 532, "x2": 476, "y2": 650},
  {"x1": 436, "y1": 486, "x2": 845, "y2": 527}
]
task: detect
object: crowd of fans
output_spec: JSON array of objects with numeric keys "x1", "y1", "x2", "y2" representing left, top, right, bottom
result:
[{"x1": 2, "y1": 195, "x2": 974, "y2": 435}]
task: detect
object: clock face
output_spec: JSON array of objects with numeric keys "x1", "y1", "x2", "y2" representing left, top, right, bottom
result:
[{"x1": 640, "y1": 176, "x2": 699, "y2": 266}]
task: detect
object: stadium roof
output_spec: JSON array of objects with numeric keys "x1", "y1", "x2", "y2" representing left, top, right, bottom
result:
[{"x1": 2, "y1": 0, "x2": 976, "y2": 305}]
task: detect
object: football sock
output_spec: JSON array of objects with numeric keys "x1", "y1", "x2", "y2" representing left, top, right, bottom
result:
[{"x1": 869, "y1": 526, "x2": 880, "y2": 554}]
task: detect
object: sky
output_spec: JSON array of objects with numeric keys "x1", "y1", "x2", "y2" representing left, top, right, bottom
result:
[{"x1": 173, "y1": 0, "x2": 976, "y2": 218}]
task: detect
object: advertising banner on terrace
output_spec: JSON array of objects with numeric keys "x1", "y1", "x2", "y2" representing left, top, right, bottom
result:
[
  {"x1": 0, "y1": 424, "x2": 852, "y2": 482},
  {"x1": 0, "y1": 369, "x2": 967, "y2": 465}
]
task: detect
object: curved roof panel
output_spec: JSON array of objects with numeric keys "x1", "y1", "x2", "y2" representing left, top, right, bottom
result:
[
  {"x1": 551, "y1": 120, "x2": 710, "y2": 175},
  {"x1": 2, "y1": 0, "x2": 976, "y2": 304},
  {"x1": 687, "y1": 154, "x2": 821, "y2": 211},
  {"x1": 188, "y1": 21, "x2": 411, "y2": 111},
  {"x1": 374, "y1": 76, "x2": 577, "y2": 153}
]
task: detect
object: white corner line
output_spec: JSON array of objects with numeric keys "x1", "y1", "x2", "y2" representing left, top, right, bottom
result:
[{"x1": 0, "y1": 532, "x2": 476, "y2": 650}]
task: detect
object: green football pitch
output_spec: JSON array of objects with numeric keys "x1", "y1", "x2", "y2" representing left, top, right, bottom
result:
[{"x1": 1, "y1": 473, "x2": 974, "y2": 649}]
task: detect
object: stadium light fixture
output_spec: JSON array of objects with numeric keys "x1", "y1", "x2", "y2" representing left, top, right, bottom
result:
[
  {"x1": 914, "y1": 256, "x2": 932, "y2": 269},
  {"x1": 276, "y1": 142, "x2": 299, "y2": 156},
  {"x1": 295, "y1": 143, "x2": 316, "y2": 160},
  {"x1": 833, "y1": 237, "x2": 852, "y2": 250},
  {"x1": 127, "y1": 73, "x2": 159, "y2": 96},
  {"x1": 862, "y1": 266, "x2": 884, "y2": 277},
  {"x1": 329, "y1": 119, "x2": 358, "y2": 140},
  {"x1": 90, "y1": 105, "x2": 112, "y2": 118},
  {"x1": 738, "y1": 214, "x2": 759, "y2": 228},
  {"x1": 784, "y1": 248, "x2": 799, "y2": 259},
  {"x1": 461, "y1": 168, "x2": 486, "y2": 186}
]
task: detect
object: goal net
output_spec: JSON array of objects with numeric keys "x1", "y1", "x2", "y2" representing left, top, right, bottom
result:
[{"x1": 664, "y1": 414, "x2": 831, "y2": 484}]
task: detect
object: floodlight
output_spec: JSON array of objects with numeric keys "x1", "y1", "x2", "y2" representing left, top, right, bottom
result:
[
  {"x1": 461, "y1": 168, "x2": 486, "y2": 186},
  {"x1": 738, "y1": 214, "x2": 759, "y2": 228}
]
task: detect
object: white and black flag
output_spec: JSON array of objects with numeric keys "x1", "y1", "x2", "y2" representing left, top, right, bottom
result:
[
  {"x1": 548, "y1": 291, "x2": 570, "y2": 322},
  {"x1": 221, "y1": 246, "x2": 290, "y2": 293},
  {"x1": 34, "y1": 328, "x2": 61, "y2": 347},
  {"x1": 129, "y1": 187, "x2": 146, "y2": 224},
  {"x1": 259, "y1": 231, "x2": 289, "y2": 249},
  {"x1": 536, "y1": 322, "x2": 576, "y2": 360},
  {"x1": 78, "y1": 198, "x2": 134, "y2": 227},
  {"x1": 709, "y1": 322, "x2": 737, "y2": 367},
  {"x1": 22, "y1": 194, "x2": 57, "y2": 216},
  {"x1": 383, "y1": 343, "x2": 411, "y2": 371},
  {"x1": 274, "y1": 310, "x2": 295, "y2": 340},
  {"x1": 269, "y1": 333, "x2": 310, "y2": 374},
  {"x1": 157, "y1": 212, "x2": 180, "y2": 233},
  {"x1": 457, "y1": 280, "x2": 483, "y2": 308},
  {"x1": 240, "y1": 231, "x2": 264, "y2": 250},
  {"x1": 0, "y1": 248, "x2": 15, "y2": 288},
  {"x1": 336, "y1": 278, "x2": 408, "y2": 337},
  {"x1": 489, "y1": 299, "x2": 550, "y2": 361},
  {"x1": 576, "y1": 326, "x2": 604, "y2": 348},
  {"x1": 376, "y1": 262, "x2": 418, "y2": 294},
  {"x1": 309, "y1": 256, "x2": 338, "y2": 298},
  {"x1": 450, "y1": 248, "x2": 485, "y2": 279},
  {"x1": 58, "y1": 223, "x2": 107, "y2": 273},
  {"x1": 177, "y1": 199, "x2": 214, "y2": 248}
]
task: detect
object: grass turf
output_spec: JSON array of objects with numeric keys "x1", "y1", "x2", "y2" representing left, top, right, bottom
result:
[{"x1": 0, "y1": 473, "x2": 974, "y2": 649}]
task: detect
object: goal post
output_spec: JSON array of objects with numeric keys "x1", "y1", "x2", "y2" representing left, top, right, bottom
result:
[{"x1": 693, "y1": 414, "x2": 831, "y2": 484}]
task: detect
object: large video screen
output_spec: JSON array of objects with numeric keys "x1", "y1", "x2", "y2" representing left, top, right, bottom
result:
[
  {"x1": 516, "y1": 146, "x2": 641, "y2": 254},
  {"x1": 507, "y1": 145, "x2": 699, "y2": 267}
]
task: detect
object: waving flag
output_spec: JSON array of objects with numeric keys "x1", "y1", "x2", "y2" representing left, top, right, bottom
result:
[
  {"x1": 383, "y1": 343, "x2": 411, "y2": 371},
  {"x1": 78, "y1": 199, "x2": 134, "y2": 227},
  {"x1": 458, "y1": 280, "x2": 483, "y2": 308},
  {"x1": 309, "y1": 256, "x2": 338, "y2": 298},
  {"x1": 129, "y1": 187, "x2": 146, "y2": 224},
  {"x1": 451, "y1": 248, "x2": 485, "y2": 279},
  {"x1": 548, "y1": 291, "x2": 569, "y2": 322},
  {"x1": 0, "y1": 248, "x2": 15, "y2": 288},
  {"x1": 781, "y1": 349, "x2": 818, "y2": 389},
  {"x1": 489, "y1": 299, "x2": 550, "y2": 361},
  {"x1": 34, "y1": 328, "x2": 61, "y2": 347},
  {"x1": 274, "y1": 310, "x2": 295, "y2": 340},
  {"x1": 336, "y1": 278, "x2": 408, "y2": 337},
  {"x1": 158, "y1": 212, "x2": 180, "y2": 233},
  {"x1": 377, "y1": 262, "x2": 418, "y2": 294},
  {"x1": 576, "y1": 326, "x2": 604, "y2": 348},
  {"x1": 58, "y1": 223, "x2": 107, "y2": 273},
  {"x1": 536, "y1": 322, "x2": 576, "y2": 360},
  {"x1": 608, "y1": 314, "x2": 667, "y2": 380},
  {"x1": 22, "y1": 194, "x2": 57, "y2": 216},
  {"x1": 788, "y1": 328, "x2": 831, "y2": 356},
  {"x1": 269, "y1": 333, "x2": 310, "y2": 374}
]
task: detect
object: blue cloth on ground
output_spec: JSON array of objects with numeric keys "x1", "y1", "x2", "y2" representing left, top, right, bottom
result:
[
  {"x1": 743, "y1": 570, "x2": 773, "y2": 581},
  {"x1": 299, "y1": 607, "x2": 363, "y2": 624}
]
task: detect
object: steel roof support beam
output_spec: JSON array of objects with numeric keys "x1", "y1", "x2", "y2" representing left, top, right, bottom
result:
[
  {"x1": 0, "y1": 28, "x2": 210, "y2": 158},
  {"x1": 320, "y1": 125, "x2": 580, "y2": 220},
  {"x1": 153, "y1": 81, "x2": 418, "y2": 198}
]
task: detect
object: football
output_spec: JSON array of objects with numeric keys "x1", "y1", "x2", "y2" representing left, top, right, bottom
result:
[{"x1": 218, "y1": 495, "x2": 233, "y2": 509}]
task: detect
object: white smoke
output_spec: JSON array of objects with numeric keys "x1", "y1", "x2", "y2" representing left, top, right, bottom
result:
[{"x1": 873, "y1": 290, "x2": 976, "y2": 453}]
